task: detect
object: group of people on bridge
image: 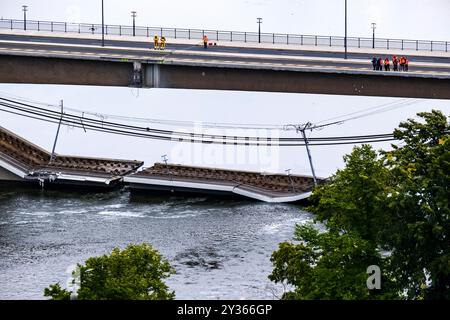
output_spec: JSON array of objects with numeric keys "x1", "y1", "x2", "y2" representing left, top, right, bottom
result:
[
  {"x1": 151, "y1": 34, "x2": 215, "y2": 50},
  {"x1": 153, "y1": 34, "x2": 166, "y2": 50},
  {"x1": 372, "y1": 56, "x2": 409, "y2": 72}
]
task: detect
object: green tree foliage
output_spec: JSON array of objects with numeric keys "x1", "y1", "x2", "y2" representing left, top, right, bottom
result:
[
  {"x1": 43, "y1": 283, "x2": 71, "y2": 300},
  {"x1": 269, "y1": 224, "x2": 396, "y2": 300},
  {"x1": 44, "y1": 243, "x2": 175, "y2": 300},
  {"x1": 382, "y1": 110, "x2": 450, "y2": 299},
  {"x1": 307, "y1": 144, "x2": 391, "y2": 242},
  {"x1": 270, "y1": 110, "x2": 449, "y2": 300}
]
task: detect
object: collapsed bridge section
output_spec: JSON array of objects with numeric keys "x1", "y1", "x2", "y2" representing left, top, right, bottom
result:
[
  {"x1": 125, "y1": 163, "x2": 323, "y2": 203},
  {"x1": 0, "y1": 126, "x2": 143, "y2": 188},
  {"x1": 0, "y1": 126, "x2": 324, "y2": 202}
]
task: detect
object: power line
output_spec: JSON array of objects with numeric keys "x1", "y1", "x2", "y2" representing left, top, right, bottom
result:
[
  {"x1": 0, "y1": 100, "x2": 399, "y2": 147},
  {"x1": 0, "y1": 99, "x2": 300, "y2": 142},
  {"x1": 0, "y1": 97, "x2": 396, "y2": 142},
  {"x1": 0, "y1": 92, "x2": 285, "y2": 130},
  {"x1": 0, "y1": 97, "x2": 397, "y2": 144},
  {"x1": 0, "y1": 106, "x2": 397, "y2": 147},
  {"x1": 311, "y1": 98, "x2": 420, "y2": 130},
  {"x1": 0, "y1": 92, "x2": 419, "y2": 132}
]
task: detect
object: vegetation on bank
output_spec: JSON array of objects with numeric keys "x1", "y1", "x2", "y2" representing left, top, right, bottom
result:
[
  {"x1": 44, "y1": 243, "x2": 175, "y2": 300},
  {"x1": 269, "y1": 110, "x2": 449, "y2": 299}
]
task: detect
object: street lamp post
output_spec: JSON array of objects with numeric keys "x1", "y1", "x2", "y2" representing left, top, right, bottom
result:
[
  {"x1": 22, "y1": 5, "x2": 28, "y2": 31},
  {"x1": 131, "y1": 11, "x2": 137, "y2": 36},
  {"x1": 371, "y1": 22, "x2": 376, "y2": 49},
  {"x1": 257, "y1": 17, "x2": 262, "y2": 43},
  {"x1": 101, "y1": 0, "x2": 105, "y2": 47},
  {"x1": 344, "y1": 0, "x2": 347, "y2": 59}
]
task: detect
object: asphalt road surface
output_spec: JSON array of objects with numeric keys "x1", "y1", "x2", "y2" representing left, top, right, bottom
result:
[{"x1": 1, "y1": 33, "x2": 450, "y2": 74}]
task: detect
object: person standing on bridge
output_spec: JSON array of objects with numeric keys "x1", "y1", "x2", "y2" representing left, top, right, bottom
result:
[
  {"x1": 372, "y1": 56, "x2": 377, "y2": 70},
  {"x1": 377, "y1": 57, "x2": 383, "y2": 71},
  {"x1": 404, "y1": 58, "x2": 409, "y2": 72},
  {"x1": 399, "y1": 56, "x2": 406, "y2": 71},
  {"x1": 384, "y1": 57, "x2": 390, "y2": 71},
  {"x1": 154, "y1": 34, "x2": 159, "y2": 50},
  {"x1": 393, "y1": 55, "x2": 399, "y2": 71},
  {"x1": 160, "y1": 36, "x2": 166, "y2": 50},
  {"x1": 203, "y1": 35, "x2": 209, "y2": 49}
]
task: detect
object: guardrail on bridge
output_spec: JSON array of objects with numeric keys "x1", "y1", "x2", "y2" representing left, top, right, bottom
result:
[{"x1": 1, "y1": 18, "x2": 448, "y2": 52}]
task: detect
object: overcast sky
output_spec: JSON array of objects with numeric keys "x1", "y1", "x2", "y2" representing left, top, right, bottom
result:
[
  {"x1": 0, "y1": 1, "x2": 449, "y2": 177},
  {"x1": 2, "y1": 0, "x2": 450, "y2": 40}
]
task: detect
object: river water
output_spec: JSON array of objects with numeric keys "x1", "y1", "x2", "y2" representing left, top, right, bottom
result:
[{"x1": 0, "y1": 185, "x2": 313, "y2": 300}]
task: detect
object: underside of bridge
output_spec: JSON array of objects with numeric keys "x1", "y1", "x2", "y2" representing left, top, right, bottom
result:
[{"x1": 1, "y1": 54, "x2": 449, "y2": 99}]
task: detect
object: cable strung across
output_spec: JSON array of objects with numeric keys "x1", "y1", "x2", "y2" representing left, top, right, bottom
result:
[{"x1": 0, "y1": 97, "x2": 399, "y2": 147}]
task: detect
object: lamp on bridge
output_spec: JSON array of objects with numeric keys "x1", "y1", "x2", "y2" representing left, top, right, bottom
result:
[
  {"x1": 371, "y1": 22, "x2": 377, "y2": 49},
  {"x1": 22, "y1": 5, "x2": 28, "y2": 31},
  {"x1": 101, "y1": 0, "x2": 104, "y2": 47},
  {"x1": 344, "y1": 0, "x2": 347, "y2": 59},
  {"x1": 131, "y1": 11, "x2": 137, "y2": 37},
  {"x1": 257, "y1": 17, "x2": 263, "y2": 43}
]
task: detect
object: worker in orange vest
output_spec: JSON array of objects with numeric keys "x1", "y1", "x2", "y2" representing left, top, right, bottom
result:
[
  {"x1": 377, "y1": 57, "x2": 382, "y2": 71},
  {"x1": 392, "y1": 56, "x2": 399, "y2": 71},
  {"x1": 384, "y1": 58, "x2": 390, "y2": 71},
  {"x1": 399, "y1": 56, "x2": 406, "y2": 71},
  {"x1": 203, "y1": 35, "x2": 208, "y2": 49}
]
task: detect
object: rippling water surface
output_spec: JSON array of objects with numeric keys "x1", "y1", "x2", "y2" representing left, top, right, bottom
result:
[{"x1": 0, "y1": 186, "x2": 313, "y2": 299}]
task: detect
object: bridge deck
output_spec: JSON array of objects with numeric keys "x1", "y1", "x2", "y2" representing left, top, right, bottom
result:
[
  {"x1": 126, "y1": 163, "x2": 322, "y2": 203},
  {"x1": 1, "y1": 31, "x2": 449, "y2": 99},
  {"x1": 0, "y1": 126, "x2": 143, "y2": 186},
  {"x1": 0, "y1": 126, "x2": 320, "y2": 201}
]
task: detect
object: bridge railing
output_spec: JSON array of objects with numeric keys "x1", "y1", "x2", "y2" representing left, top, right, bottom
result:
[{"x1": 0, "y1": 18, "x2": 448, "y2": 52}]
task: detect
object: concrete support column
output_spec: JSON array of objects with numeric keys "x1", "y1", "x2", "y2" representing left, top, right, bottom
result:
[{"x1": 144, "y1": 64, "x2": 160, "y2": 88}]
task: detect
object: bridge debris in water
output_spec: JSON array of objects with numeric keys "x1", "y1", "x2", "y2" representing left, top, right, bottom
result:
[
  {"x1": 0, "y1": 126, "x2": 143, "y2": 188},
  {"x1": 0, "y1": 126, "x2": 323, "y2": 201},
  {"x1": 125, "y1": 163, "x2": 322, "y2": 203}
]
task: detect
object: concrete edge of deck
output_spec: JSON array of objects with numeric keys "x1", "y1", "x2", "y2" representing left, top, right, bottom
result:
[
  {"x1": 0, "y1": 125, "x2": 144, "y2": 188},
  {"x1": 124, "y1": 176, "x2": 313, "y2": 203}
]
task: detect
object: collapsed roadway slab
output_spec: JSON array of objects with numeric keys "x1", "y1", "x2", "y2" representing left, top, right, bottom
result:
[
  {"x1": 0, "y1": 126, "x2": 143, "y2": 188},
  {"x1": 0, "y1": 126, "x2": 324, "y2": 202},
  {"x1": 125, "y1": 163, "x2": 323, "y2": 203}
]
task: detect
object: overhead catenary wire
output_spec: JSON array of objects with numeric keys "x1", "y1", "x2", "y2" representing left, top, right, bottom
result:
[
  {"x1": 0, "y1": 92, "x2": 286, "y2": 130},
  {"x1": 0, "y1": 92, "x2": 419, "y2": 131},
  {"x1": 0, "y1": 97, "x2": 396, "y2": 144},
  {"x1": 0, "y1": 107, "x2": 399, "y2": 147},
  {"x1": 0, "y1": 97, "x2": 288, "y2": 137},
  {"x1": 0, "y1": 106, "x2": 398, "y2": 147},
  {"x1": 311, "y1": 98, "x2": 420, "y2": 129},
  {"x1": 0, "y1": 97, "x2": 398, "y2": 144},
  {"x1": 0, "y1": 99, "x2": 400, "y2": 147},
  {"x1": 275, "y1": 99, "x2": 420, "y2": 133}
]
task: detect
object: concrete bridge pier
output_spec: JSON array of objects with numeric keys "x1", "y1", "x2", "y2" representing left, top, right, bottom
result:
[{"x1": 144, "y1": 63, "x2": 161, "y2": 88}]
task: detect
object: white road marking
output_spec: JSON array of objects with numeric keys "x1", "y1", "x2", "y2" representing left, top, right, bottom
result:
[{"x1": 1, "y1": 45, "x2": 449, "y2": 76}]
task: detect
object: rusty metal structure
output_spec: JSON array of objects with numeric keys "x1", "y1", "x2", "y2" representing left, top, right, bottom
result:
[
  {"x1": 125, "y1": 163, "x2": 322, "y2": 203},
  {"x1": 0, "y1": 126, "x2": 143, "y2": 188}
]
